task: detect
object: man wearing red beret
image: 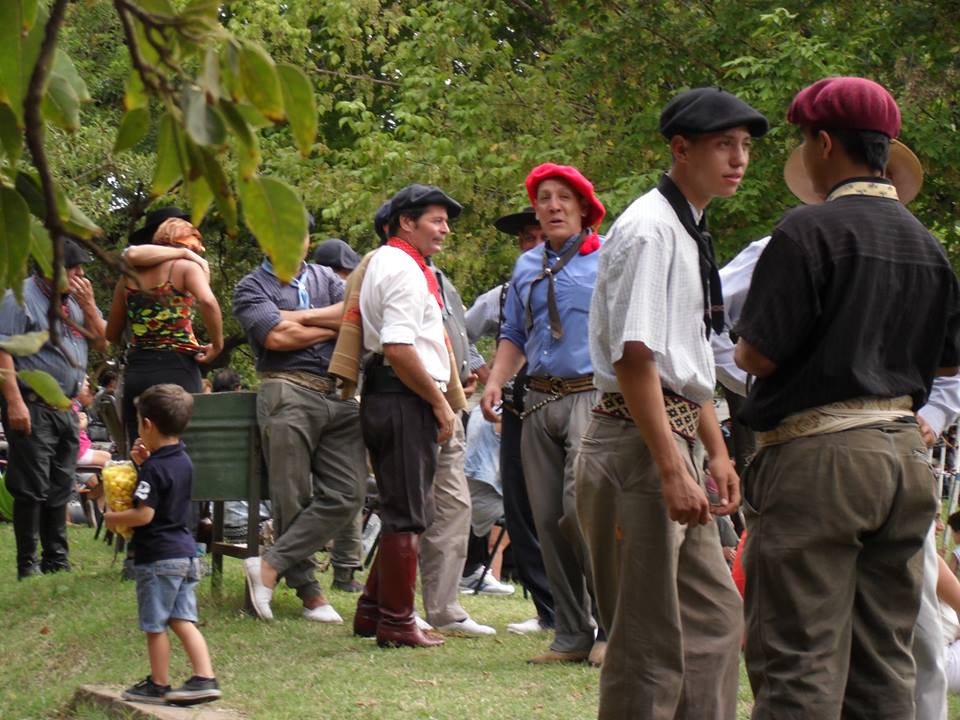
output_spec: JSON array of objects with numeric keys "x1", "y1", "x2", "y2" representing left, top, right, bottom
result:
[
  {"x1": 580, "y1": 87, "x2": 766, "y2": 719},
  {"x1": 734, "y1": 76, "x2": 960, "y2": 719},
  {"x1": 481, "y1": 163, "x2": 605, "y2": 664}
]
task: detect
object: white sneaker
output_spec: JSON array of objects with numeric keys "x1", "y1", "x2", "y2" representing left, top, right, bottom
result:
[
  {"x1": 507, "y1": 617, "x2": 546, "y2": 635},
  {"x1": 303, "y1": 602, "x2": 343, "y2": 623},
  {"x1": 414, "y1": 613, "x2": 433, "y2": 631},
  {"x1": 243, "y1": 556, "x2": 273, "y2": 620},
  {"x1": 436, "y1": 616, "x2": 496, "y2": 636},
  {"x1": 459, "y1": 567, "x2": 516, "y2": 596}
]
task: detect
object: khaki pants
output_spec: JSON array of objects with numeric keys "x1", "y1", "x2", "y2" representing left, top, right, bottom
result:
[
  {"x1": 742, "y1": 423, "x2": 936, "y2": 720},
  {"x1": 420, "y1": 414, "x2": 472, "y2": 626},
  {"x1": 576, "y1": 413, "x2": 741, "y2": 719},
  {"x1": 258, "y1": 380, "x2": 366, "y2": 601},
  {"x1": 522, "y1": 389, "x2": 598, "y2": 653}
]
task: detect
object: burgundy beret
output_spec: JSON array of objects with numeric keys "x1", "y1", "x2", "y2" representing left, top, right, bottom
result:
[{"x1": 787, "y1": 77, "x2": 901, "y2": 138}]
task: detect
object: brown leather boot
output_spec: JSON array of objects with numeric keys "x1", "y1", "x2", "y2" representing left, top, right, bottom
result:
[
  {"x1": 353, "y1": 550, "x2": 380, "y2": 638},
  {"x1": 376, "y1": 532, "x2": 443, "y2": 649}
]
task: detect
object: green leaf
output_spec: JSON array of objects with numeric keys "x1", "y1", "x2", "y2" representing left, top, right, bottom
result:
[
  {"x1": 150, "y1": 113, "x2": 183, "y2": 197},
  {"x1": 20, "y1": 0, "x2": 38, "y2": 33},
  {"x1": 52, "y1": 50, "x2": 91, "y2": 104},
  {"x1": 182, "y1": 0, "x2": 219, "y2": 20},
  {"x1": 237, "y1": 41, "x2": 285, "y2": 123},
  {"x1": 277, "y1": 64, "x2": 316, "y2": 158},
  {"x1": 41, "y1": 72, "x2": 81, "y2": 132},
  {"x1": 0, "y1": 3, "x2": 24, "y2": 121},
  {"x1": 239, "y1": 175, "x2": 307, "y2": 282},
  {"x1": 62, "y1": 198, "x2": 102, "y2": 239},
  {"x1": 113, "y1": 107, "x2": 150, "y2": 153},
  {"x1": 17, "y1": 370, "x2": 71, "y2": 410},
  {"x1": 199, "y1": 148, "x2": 237, "y2": 235},
  {"x1": 124, "y1": 69, "x2": 148, "y2": 112},
  {"x1": 28, "y1": 218, "x2": 51, "y2": 277},
  {"x1": 0, "y1": 104, "x2": 20, "y2": 164},
  {"x1": 0, "y1": 185, "x2": 32, "y2": 301},
  {"x1": 219, "y1": 100, "x2": 259, "y2": 180},
  {"x1": 200, "y1": 48, "x2": 220, "y2": 105},
  {"x1": 183, "y1": 85, "x2": 226, "y2": 147},
  {"x1": 183, "y1": 138, "x2": 213, "y2": 223},
  {"x1": 14, "y1": 170, "x2": 45, "y2": 218},
  {"x1": 235, "y1": 103, "x2": 271, "y2": 129},
  {"x1": 0, "y1": 330, "x2": 48, "y2": 356}
]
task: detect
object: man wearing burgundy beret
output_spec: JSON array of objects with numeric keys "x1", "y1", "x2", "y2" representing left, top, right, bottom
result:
[{"x1": 734, "y1": 77, "x2": 960, "y2": 719}]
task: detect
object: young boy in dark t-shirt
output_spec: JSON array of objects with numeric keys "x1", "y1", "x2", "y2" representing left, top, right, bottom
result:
[{"x1": 104, "y1": 384, "x2": 221, "y2": 706}]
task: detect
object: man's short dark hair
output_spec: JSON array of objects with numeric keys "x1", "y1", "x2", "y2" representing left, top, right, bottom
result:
[
  {"x1": 948, "y1": 510, "x2": 960, "y2": 534},
  {"x1": 136, "y1": 384, "x2": 194, "y2": 436},
  {"x1": 98, "y1": 368, "x2": 118, "y2": 388},
  {"x1": 211, "y1": 368, "x2": 242, "y2": 393},
  {"x1": 387, "y1": 205, "x2": 429, "y2": 238},
  {"x1": 815, "y1": 127, "x2": 890, "y2": 174}
]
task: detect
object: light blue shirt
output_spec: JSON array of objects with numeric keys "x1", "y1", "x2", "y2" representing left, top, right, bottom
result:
[{"x1": 499, "y1": 234, "x2": 598, "y2": 378}]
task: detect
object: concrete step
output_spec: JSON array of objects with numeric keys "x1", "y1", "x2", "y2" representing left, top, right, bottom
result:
[{"x1": 68, "y1": 685, "x2": 243, "y2": 720}]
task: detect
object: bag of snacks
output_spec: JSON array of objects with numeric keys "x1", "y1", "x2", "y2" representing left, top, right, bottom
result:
[{"x1": 102, "y1": 460, "x2": 138, "y2": 540}]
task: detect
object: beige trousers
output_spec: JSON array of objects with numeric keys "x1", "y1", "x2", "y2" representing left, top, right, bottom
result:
[
  {"x1": 419, "y1": 414, "x2": 471, "y2": 626},
  {"x1": 576, "y1": 413, "x2": 742, "y2": 720}
]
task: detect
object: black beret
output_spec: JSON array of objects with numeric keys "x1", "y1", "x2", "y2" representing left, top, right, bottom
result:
[
  {"x1": 129, "y1": 206, "x2": 190, "y2": 246},
  {"x1": 313, "y1": 238, "x2": 361, "y2": 272},
  {"x1": 373, "y1": 199, "x2": 392, "y2": 242},
  {"x1": 660, "y1": 87, "x2": 769, "y2": 139},
  {"x1": 389, "y1": 184, "x2": 463, "y2": 221},
  {"x1": 63, "y1": 238, "x2": 92, "y2": 267}
]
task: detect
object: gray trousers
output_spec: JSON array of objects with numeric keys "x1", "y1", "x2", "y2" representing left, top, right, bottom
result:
[
  {"x1": 743, "y1": 423, "x2": 935, "y2": 720},
  {"x1": 330, "y1": 506, "x2": 364, "y2": 574},
  {"x1": 258, "y1": 380, "x2": 366, "y2": 601},
  {"x1": 521, "y1": 389, "x2": 598, "y2": 653},
  {"x1": 420, "y1": 413, "x2": 471, "y2": 626},
  {"x1": 576, "y1": 414, "x2": 742, "y2": 719}
]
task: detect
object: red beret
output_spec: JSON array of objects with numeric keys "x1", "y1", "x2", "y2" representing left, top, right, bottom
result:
[
  {"x1": 787, "y1": 77, "x2": 901, "y2": 138},
  {"x1": 525, "y1": 163, "x2": 605, "y2": 229}
]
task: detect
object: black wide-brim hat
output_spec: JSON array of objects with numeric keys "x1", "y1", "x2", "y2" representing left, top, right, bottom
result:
[
  {"x1": 493, "y1": 206, "x2": 538, "y2": 236},
  {"x1": 129, "y1": 206, "x2": 191, "y2": 246}
]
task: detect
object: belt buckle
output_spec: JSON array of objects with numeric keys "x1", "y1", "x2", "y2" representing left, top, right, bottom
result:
[{"x1": 549, "y1": 377, "x2": 566, "y2": 395}]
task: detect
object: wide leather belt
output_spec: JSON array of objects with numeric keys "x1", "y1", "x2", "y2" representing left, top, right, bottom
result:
[
  {"x1": 527, "y1": 374, "x2": 595, "y2": 396},
  {"x1": 593, "y1": 390, "x2": 701, "y2": 444}
]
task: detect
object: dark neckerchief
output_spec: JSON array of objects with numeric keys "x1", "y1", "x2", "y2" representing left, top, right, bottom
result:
[
  {"x1": 656, "y1": 174, "x2": 724, "y2": 337},
  {"x1": 525, "y1": 231, "x2": 587, "y2": 340}
]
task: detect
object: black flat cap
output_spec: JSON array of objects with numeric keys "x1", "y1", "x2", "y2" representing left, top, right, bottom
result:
[
  {"x1": 129, "y1": 206, "x2": 190, "y2": 246},
  {"x1": 493, "y1": 206, "x2": 538, "y2": 236},
  {"x1": 313, "y1": 238, "x2": 361, "y2": 272},
  {"x1": 660, "y1": 87, "x2": 769, "y2": 139},
  {"x1": 63, "y1": 238, "x2": 92, "y2": 267},
  {"x1": 389, "y1": 184, "x2": 463, "y2": 221},
  {"x1": 373, "y1": 199, "x2": 392, "y2": 242}
]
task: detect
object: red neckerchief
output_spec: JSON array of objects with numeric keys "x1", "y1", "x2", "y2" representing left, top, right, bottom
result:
[
  {"x1": 386, "y1": 237, "x2": 443, "y2": 309},
  {"x1": 579, "y1": 231, "x2": 600, "y2": 255},
  {"x1": 34, "y1": 275, "x2": 82, "y2": 338}
]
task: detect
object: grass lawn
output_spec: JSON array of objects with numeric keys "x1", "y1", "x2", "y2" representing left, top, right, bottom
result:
[{"x1": 3, "y1": 523, "x2": 960, "y2": 719}]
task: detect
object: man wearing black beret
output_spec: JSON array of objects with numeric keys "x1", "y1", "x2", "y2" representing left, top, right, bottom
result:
[
  {"x1": 352, "y1": 183, "x2": 471, "y2": 648},
  {"x1": 734, "y1": 77, "x2": 960, "y2": 720},
  {"x1": 578, "y1": 86, "x2": 766, "y2": 718}
]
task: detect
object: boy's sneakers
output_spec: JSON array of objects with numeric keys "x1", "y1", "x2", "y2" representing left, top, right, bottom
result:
[
  {"x1": 122, "y1": 676, "x2": 171, "y2": 705},
  {"x1": 166, "y1": 676, "x2": 222, "y2": 705}
]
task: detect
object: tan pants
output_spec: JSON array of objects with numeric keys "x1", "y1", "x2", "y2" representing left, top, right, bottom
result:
[
  {"x1": 576, "y1": 413, "x2": 741, "y2": 720},
  {"x1": 742, "y1": 423, "x2": 935, "y2": 720},
  {"x1": 522, "y1": 389, "x2": 599, "y2": 653},
  {"x1": 419, "y1": 414, "x2": 471, "y2": 626}
]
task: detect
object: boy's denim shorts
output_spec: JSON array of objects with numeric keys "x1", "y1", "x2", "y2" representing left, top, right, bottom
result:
[{"x1": 135, "y1": 557, "x2": 200, "y2": 633}]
